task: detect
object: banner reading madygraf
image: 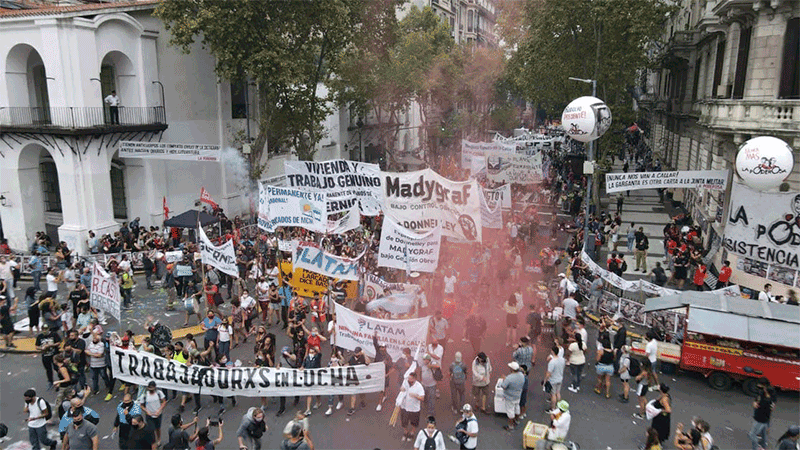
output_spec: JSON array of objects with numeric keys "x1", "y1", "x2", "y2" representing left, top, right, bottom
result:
[
  {"x1": 724, "y1": 183, "x2": 800, "y2": 269},
  {"x1": 90, "y1": 262, "x2": 121, "y2": 322},
  {"x1": 382, "y1": 168, "x2": 482, "y2": 242},
  {"x1": 111, "y1": 346, "x2": 384, "y2": 397},
  {"x1": 377, "y1": 217, "x2": 441, "y2": 273},
  {"x1": 485, "y1": 152, "x2": 543, "y2": 184},
  {"x1": 284, "y1": 160, "x2": 382, "y2": 216},
  {"x1": 334, "y1": 303, "x2": 429, "y2": 360},
  {"x1": 605, "y1": 170, "x2": 728, "y2": 193},
  {"x1": 198, "y1": 226, "x2": 238, "y2": 278},
  {"x1": 461, "y1": 140, "x2": 515, "y2": 171},
  {"x1": 292, "y1": 241, "x2": 361, "y2": 281},
  {"x1": 258, "y1": 183, "x2": 328, "y2": 233}
]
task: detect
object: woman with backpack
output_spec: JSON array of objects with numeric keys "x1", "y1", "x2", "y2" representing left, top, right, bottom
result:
[{"x1": 413, "y1": 416, "x2": 446, "y2": 450}]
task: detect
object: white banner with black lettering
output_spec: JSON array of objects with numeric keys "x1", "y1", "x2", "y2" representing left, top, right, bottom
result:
[
  {"x1": 461, "y1": 140, "x2": 515, "y2": 171},
  {"x1": 259, "y1": 183, "x2": 328, "y2": 233},
  {"x1": 485, "y1": 152, "x2": 543, "y2": 184},
  {"x1": 377, "y1": 216, "x2": 441, "y2": 273},
  {"x1": 118, "y1": 141, "x2": 220, "y2": 162},
  {"x1": 198, "y1": 226, "x2": 238, "y2": 278},
  {"x1": 326, "y1": 205, "x2": 361, "y2": 234},
  {"x1": 382, "y1": 168, "x2": 482, "y2": 242},
  {"x1": 723, "y1": 183, "x2": 800, "y2": 269},
  {"x1": 292, "y1": 241, "x2": 361, "y2": 281},
  {"x1": 480, "y1": 187, "x2": 503, "y2": 229},
  {"x1": 90, "y1": 262, "x2": 121, "y2": 322},
  {"x1": 111, "y1": 346, "x2": 384, "y2": 397},
  {"x1": 483, "y1": 184, "x2": 512, "y2": 210},
  {"x1": 605, "y1": 170, "x2": 728, "y2": 193},
  {"x1": 333, "y1": 303, "x2": 429, "y2": 360},
  {"x1": 284, "y1": 160, "x2": 382, "y2": 216}
]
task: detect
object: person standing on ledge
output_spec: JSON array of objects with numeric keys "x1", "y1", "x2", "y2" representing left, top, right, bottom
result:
[{"x1": 104, "y1": 90, "x2": 120, "y2": 124}]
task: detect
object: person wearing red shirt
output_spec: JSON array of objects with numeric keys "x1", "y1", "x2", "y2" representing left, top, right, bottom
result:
[
  {"x1": 717, "y1": 260, "x2": 732, "y2": 287},
  {"x1": 204, "y1": 282, "x2": 219, "y2": 312},
  {"x1": 693, "y1": 264, "x2": 707, "y2": 291}
]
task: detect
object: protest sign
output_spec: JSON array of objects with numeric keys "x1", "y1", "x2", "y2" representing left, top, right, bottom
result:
[
  {"x1": 259, "y1": 183, "x2": 328, "y2": 233},
  {"x1": 175, "y1": 265, "x2": 193, "y2": 277},
  {"x1": 480, "y1": 187, "x2": 503, "y2": 229},
  {"x1": 164, "y1": 251, "x2": 183, "y2": 263},
  {"x1": 278, "y1": 240, "x2": 296, "y2": 253},
  {"x1": 326, "y1": 205, "x2": 361, "y2": 234},
  {"x1": 366, "y1": 292, "x2": 419, "y2": 315},
  {"x1": 111, "y1": 346, "x2": 384, "y2": 397},
  {"x1": 198, "y1": 226, "x2": 238, "y2": 278},
  {"x1": 292, "y1": 241, "x2": 361, "y2": 281},
  {"x1": 119, "y1": 141, "x2": 220, "y2": 162},
  {"x1": 382, "y1": 168, "x2": 482, "y2": 242},
  {"x1": 461, "y1": 140, "x2": 515, "y2": 170},
  {"x1": 483, "y1": 184, "x2": 512, "y2": 210},
  {"x1": 334, "y1": 303, "x2": 429, "y2": 360},
  {"x1": 723, "y1": 182, "x2": 800, "y2": 269},
  {"x1": 90, "y1": 262, "x2": 121, "y2": 322},
  {"x1": 485, "y1": 152, "x2": 543, "y2": 184},
  {"x1": 363, "y1": 273, "x2": 408, "y2": 301},
  {"x1": 377, "y1": 217, "x2": 441, "y2": 273},
  {"x1": 605, "y1": 170, "x2": 728, "y2": 193},
  {"x1": 257, "y1": 182, "x2": 270, "y2": 231},
  {"x1": 284, "y1": 160, "x2": 382, "y2": 216},
  {"x1": 279, "y1": 261, "x2": 358, "y2": 298}
]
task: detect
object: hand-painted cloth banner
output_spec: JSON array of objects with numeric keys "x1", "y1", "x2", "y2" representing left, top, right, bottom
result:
[
  {"x1": 326, "y1": 205, "x2": 361, "y2": 234},
  {"x1": 292, "y1": 241, "x2": 360, "y2": 281},
  {"x1": 279, "y1": 261, "x2": 359, "y2": 299},
  {"x1": 605, "y1": 170, "x2": 728, "y2": 193},
  {"x1": 111, "y1": 346, "x2": 385, "y2": 397},
  {"x1": 485, "y1": 152, "x2": 543, "y2": 184},
  {"x1": 382, "y1": 168, "x2": 482, "y2": 242},
  {"x1": 724, "y1": 182, "x2": 800, "y2": 269},
  {"x1": 259, "y1": 183, "x2": 328, "y2": 233},
  {"x1": 198, "y1": 226, "x2": 238, "y2": 278},
  {"x1": 284, "y1": 160, "x2": 382, "y2": 216},
  {"x1": 90, "y1": 262, "x2": 121, "y2": 322},
  {"x1": 377, "y1": 217, "x2": 441, "y2": 273},
  {"x1": 480, "y1": 187, "x2": 503, "y2": 229},
  {"x1": 363, "y1": 273, "x2": 408, "y2": 301},
  {"x1": 333, "y1": 303, "x2": 429, "y2": 360},
  {"x1": 483, "y1": 184, "x2": 512, "y2": 210},
  {"x1": 366, "y1": 292, "x2": 419, "y2": 315},
  {"x1": 461, "y1": 140, "x2": 515, "y2": 171}
]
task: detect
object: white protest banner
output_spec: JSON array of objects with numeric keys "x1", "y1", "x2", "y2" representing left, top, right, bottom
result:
[
  {"x1": 261, "y1": 184, "x2": 328, "y2": 233},
  {"x1": 366, "y1": 292, "x2": 419, "y2": 315},
  {"x1": 119, "y1": 141, "x2": 220, "y2": 162},
  {"x1": 284, "y1": 160, "x2": 382, "y2": 216},
  {"x1": 485, "y1": 152, "x2": 543, "y2": 184},
  {"x1": 111, "y1": 346, "x2": 384, "y2": 397},
  {"x1": 198, "y1": 226, "x2": 238, "y2": 278},
  {"x1": 363, "y1": 273, "x2": 408, "y2": 301},
  {"x1": 175, "y1": 265, "x2": 193, "y2": 277},
  {"x1": 326, "y1": 205, "x2": 361, "y2": 234},
  {"x1": 261, "y1": 174, "x2": 287, "y2": 187},
  {"x1": 461, "y1": 140, "x2": 515, "y2": 170},
  {"x1": 90, "y1": 262, "x2": 120, "y2": 322},
  {"x1": 382, "y1": 168, "x2": 482, "y2": 242},
  {"x1": 257, "y1": 182, "x2": 270, "y2": 231},
  {"x1": 378, "y1": 217, "x2": 441, "y2": 273},
  {"x1": 605, "y1": 170, "x2": 728, "y2": 193},
  {"x1": 723, "y1": 183, "x2": 800, "y2": 269},
  {"x1": 292, "y1": 241, "x2": 360, "y2": 281},
  {"x1": 164, "y1": 251, "x2": 183, "y2": 263},
  {"x1": 480, "y1": 187, "x2": 503, "y2": 229},
  {"x1": 278, "y1": 240, "x2": 296, "y2": 253},
  {"x1": 334, "y1": 303, "x2": 429, "y2": 360},
  {"x1": 483, "y1": 184, "x2": 512, "y2": 209}
]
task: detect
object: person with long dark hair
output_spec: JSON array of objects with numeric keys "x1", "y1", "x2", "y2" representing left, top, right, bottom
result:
[
  {"x1": 650, "y1": 383, "x2": 672, "y2": 444},
  {"x1": 194, "y1": 421, "x2": 223, "y2": 450},
  {"x1": 566, "y1": 333, "x2": 586, "y2": 392}
]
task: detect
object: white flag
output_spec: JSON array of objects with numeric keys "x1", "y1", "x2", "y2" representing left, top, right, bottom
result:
[{"x1": 198, "y1": 225, "x2": 239, "y2": 278}]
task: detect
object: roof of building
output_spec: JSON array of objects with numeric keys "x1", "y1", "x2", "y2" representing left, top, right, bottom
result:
[{"x1": 0, "y1": 0, "x2": 158, "y2": 18}]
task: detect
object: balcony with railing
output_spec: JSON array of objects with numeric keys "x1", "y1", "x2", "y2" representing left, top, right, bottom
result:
[
  {"x1": 0, "y1": 106, "x2": 167, "y2": 135},
  {"x1": 697, "y1": 99, "x2": 800, "y2": 134}
]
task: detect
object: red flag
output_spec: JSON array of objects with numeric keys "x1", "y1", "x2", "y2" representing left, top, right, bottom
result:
[
  {"x1": 163, "y1": 196, "x2": 170, "y2": 220},
  {"x1": 200, "y1": 187, "x2": 218, "y2": 209}
]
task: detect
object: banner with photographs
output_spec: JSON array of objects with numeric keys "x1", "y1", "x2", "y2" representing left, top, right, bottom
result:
[
  {"x1": 738, "y1": 257, "x2": 799, "y2": 288},
  {"x1": 485, "y1": 152, "x2": 543, "y2": 184},
  {"x1": 605, "y1": 170, "x2": 728, "y2": 193},
  {"x1": 461, "y1": 140, "x2": 515, "y2": 171},
  {"x1": 284, "y1": 160, "x2": 382, "y2": 216}
]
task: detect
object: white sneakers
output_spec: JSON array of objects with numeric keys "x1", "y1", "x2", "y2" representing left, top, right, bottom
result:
[
  {"x1": 325, "y1": 407, "x2": 333, "y2": 416},
  {"x1": 336, "y1": 401, "x2": 343, "y2": 410},
  {"x1": 376, "y1": 404, "x2": 382, "y2": 411}
]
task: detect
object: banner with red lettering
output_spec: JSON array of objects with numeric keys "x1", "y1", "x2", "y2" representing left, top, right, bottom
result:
[{"x1": 90, "y1": 262, "x2": 121, "y2": 322}]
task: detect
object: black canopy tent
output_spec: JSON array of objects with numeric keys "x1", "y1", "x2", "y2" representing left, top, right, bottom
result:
[{"x1": 163, "y1": 210, "x2": 220, "y2": 229}]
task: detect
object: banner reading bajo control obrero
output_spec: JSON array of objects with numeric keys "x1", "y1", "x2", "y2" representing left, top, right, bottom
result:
[{"x1": 111, "y1": 346, "x2": 384, "y2": 397}]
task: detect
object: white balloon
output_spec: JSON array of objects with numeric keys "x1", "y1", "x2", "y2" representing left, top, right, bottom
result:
[
  {"x1": 561, "y1": 96, "x2": 612, "y2": 143},
  {"x1": 735, "y1": 136, "x2": 794, "y2": 191}
]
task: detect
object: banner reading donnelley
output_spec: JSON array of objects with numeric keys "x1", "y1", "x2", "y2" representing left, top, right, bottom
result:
[
  {"x1": 198, "y1": 226, "x2": 238, "y2": 278},
  {"x1": 284, "y1": 160, "x2": 382, "y2": 216},
  {"x1": 605, "y1": 170, "x2": 728, "y2": 193},
  {"x1": 334, "y1": 303, "x2": 429, "y2": 360},
  {"x1": 382, "y1": 168, "x2": 482, "y2": 242},
  {"x1": 292, "y1": 241, "x2": 361, "y2": 281},
  {"x1": 90, "y1": 262, "x2": 121, "y2": 322},
  {"x1": 111, "y1": 346, "x2": 384, "y2": 397},
  {"x1": 378, "y1": 216, "x2": 441, "y2": 273},
  {"x1": 723, "y1": 182, "x2": 800, "y2": 269}
]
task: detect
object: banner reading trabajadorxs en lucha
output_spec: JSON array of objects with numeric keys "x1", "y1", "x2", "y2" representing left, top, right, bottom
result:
[
  {"x1": 284, "y1": 160, "x2": 382, "y2": 216},
  {"x1": 382, "y1": 168, "x2": 482, "y2": 242},
  {"x1": 111, "y1": 346, "x2": 385, "y2": 397}
]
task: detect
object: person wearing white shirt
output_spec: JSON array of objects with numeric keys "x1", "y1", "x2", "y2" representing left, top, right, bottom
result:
[
  {"x1": 537, "y1": 400, "x2": 572, "y2": 449},
  {"x1": 413, "y1": 416, "x2": 446, "y2": 450},
  {"x1": 758, "y1": 284, "x2": 776, "y2": 302},
  {"x1": 443, "y1": 270, "x2": 457, "y2": 297},
  {"x1": 645, "y1": 332, "x2": 659, "y2": 373},
  {"x1": 0, "y1": 255, "x2": 14, "y2": 300},
  {"x1": 104, "y1": 90, "x2": 120, "y2": 124},
  {"x1": 456, "y1": 403, "x2": 479, "y2": 450},
  {"x1": 24, "y1": 388, "x2": 58, "y2": 450},
  {"x1": 399, "y1": 372, "x2": 426, "y2": 442},
  {"x1": 45, "y1": 268, "x2": 60, "y2": 298}
]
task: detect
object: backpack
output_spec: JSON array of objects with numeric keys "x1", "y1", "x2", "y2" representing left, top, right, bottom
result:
[
  {"x1": 628, "y1": 357, "x2": 641, "y2": 377},
  {"x1": 38, "y1": 398, "x2": 53, "y2": 420},
  {"x1": 424, "y1": 430, "x2": 440, "y2": 450},
  {"x1": 456, "y1": 418, "x2": 476, "y2": 445},
  {"x1": 451, "y1": 362, "x2": 466, "y2": 383},
  {"x1": 620, "y1": 259, "x2": 628, "y2": 272},
  {"x1": 608, "y1": 259, "x2": 619, "y2": 272}
]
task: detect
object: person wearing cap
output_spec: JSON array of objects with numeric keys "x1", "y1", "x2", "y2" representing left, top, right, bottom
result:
[
  {"x1": 777, "y1": 425, "x2": 800, "y2": 450},
  {"x1": 454, "y1": 404, "x2": 479, "y2": 450},
  {"x1": 499, "y1": 361, "x2": 525, "y2": 431},
  {"x1": 35, "y1": 322, "x2": 62, "y2": 387},
  {"x1": 535, "y1": 400, "x2": 571, "y2": 450},
  {"x1": 64, "y1": 407, "x2": 99, "y2": 450},
  {"x1": 417, "y1": 352, "x2": 438, "y2": 416},
  {"x1": 23, "y1": 388, "x2": 58, "y2": 450},
  {"x1": 413, "y1": 416, "x2": 446, "y2": 450}
]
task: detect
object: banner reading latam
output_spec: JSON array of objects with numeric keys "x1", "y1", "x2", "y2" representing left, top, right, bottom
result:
[
  {"x1": 382, "y1": 168, "x2": 482, "y2": 242},
  {"x1": 334, "y1": 303, "x2": 429, "y2": 360},
  {"x1": 284, "y1": 160, "x2": 382, "y2": 216},
  {"x1": 111, "y1": 346, "x2": 384, "y2": 397},
  {"x1": 723, "y1": 182, "x2": 800, "y2": 269},
  {"x1": 605, "y1": 170, "x2": 728, "y2": 193},
  {"x1": 292, "y1": 241, "x2": 361, "y2": 281}
]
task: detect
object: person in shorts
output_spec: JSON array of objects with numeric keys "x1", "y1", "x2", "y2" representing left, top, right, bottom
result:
[
  {"x1": 399, "y1": 372, "x2": 425, "y2": 442},
  {"x1": 500, "y1": 361, "x2": 525, "y2": 431}
]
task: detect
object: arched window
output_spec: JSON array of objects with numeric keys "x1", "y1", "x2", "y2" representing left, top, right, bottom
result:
[
  {"x1": 39, "y1": 153, "x2": 61, "y2": 213},
  {"x1": 110, "y1": 159, "x2": 128, "y2": 219}
]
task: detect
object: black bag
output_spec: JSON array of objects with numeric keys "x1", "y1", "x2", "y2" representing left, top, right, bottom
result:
[
  {"x1": 424, "y1": 430, "x2": 440, "y2": 450},
  {"x1": 164, "y1": 427, "x2": 189, "y2": 450},
  {"x1": 628, "y1": 357, "x2": 641, "y2": 377},
  {"x1": 38, "y1": 398, "x2": 53, "y2": 420},
  {"x1": 621, "y1": 259, "x2": 628, "y2": 272},
  {"x1": 455, "y1": 418, "x2": 475, "y2": 445},
  {"x1": 213, "y1": 292, "x2": 224, "y2": 306},
  {"x1": 432, "y1": 367, "x2": 444, "y2": 381}
]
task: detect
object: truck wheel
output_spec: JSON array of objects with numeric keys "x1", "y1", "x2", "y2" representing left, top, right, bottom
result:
[
  {"x1": 708, "y1": 371, "x2": 732, "y2": 391},
  {"x1": 742, "y1": 378, "x2": 762, "y2": 397}
]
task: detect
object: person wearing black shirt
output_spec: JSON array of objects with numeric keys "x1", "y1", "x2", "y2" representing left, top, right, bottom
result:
[
  {"x1": 35, "y1": 324, "x2": 62, "y2": 386},
  {"x1": 347, "y1": 347, "x2": 369, "y2": 416},
  {"x1": 68, "y1": 285, "x2": 89, "y2": 318},
  {"x1": 63, "y1": 329, "x2": 87, "y2": 389},
  {"x1": 748, "y1": 378, "x2": 775, "y2": 450},
  {"x1": 372, "y1": 331, "x2": 394, "y2": 411},
  {"x1": 126, "y1": 414, "x2": 157, "y2": 450}
]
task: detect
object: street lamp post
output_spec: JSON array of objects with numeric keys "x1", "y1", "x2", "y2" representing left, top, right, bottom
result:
[{"x1": 568, "y1": 77, "x2": 597, "y2": 253}]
